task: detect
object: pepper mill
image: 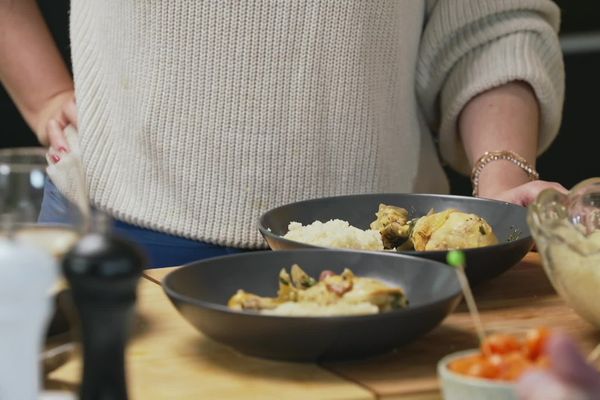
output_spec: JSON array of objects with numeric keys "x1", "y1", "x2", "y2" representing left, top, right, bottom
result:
[
  {"x1": 0, "y1": 238, "x2": 58, "y2": 399},
  {"x1": 62, "y1": 216, "x2": 144, "y2": 400}
]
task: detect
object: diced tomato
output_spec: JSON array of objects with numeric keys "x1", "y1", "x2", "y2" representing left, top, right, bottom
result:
[
  {"x1": 466, "y1": 359, "x2": 500, "y2": 379},
  {"x1": 481, "y1": 333, "x2": 522, "y2": 356},
  {"x1": 525, "y1": 327, "x2": 551, "y2": 361},
  {"x1": 449, "y1": 354, "x2": 482, "y2": 374},
  {"x1": 449, "y1": 328, "x2": 553, "y2": 382},
  {"x1": 496, "y1": 352, "x2": 533, "y2": 381},
  {"x1": 449, "y1": 355, "x2": 500, "y2": 379}
]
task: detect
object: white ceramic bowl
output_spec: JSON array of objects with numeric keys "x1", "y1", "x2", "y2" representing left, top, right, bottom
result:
[{"x1": 437, "y1": 349, "x2": 518, "y2": 400}]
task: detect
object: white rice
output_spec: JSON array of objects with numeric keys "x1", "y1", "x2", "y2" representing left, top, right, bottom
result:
[
  {"x1": 261, "y1": 302, "x2": 379, "y2": 316},
  {"x1": 283, "y1": 219, "x2": 384, "y2": 251}
]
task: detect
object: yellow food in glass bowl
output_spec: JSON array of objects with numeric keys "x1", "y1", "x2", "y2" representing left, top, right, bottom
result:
[{"x1": 528, "y1": 178, "x2": 600, "y2": 328}]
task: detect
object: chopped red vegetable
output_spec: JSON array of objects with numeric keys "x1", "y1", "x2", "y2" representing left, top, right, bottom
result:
[{"x1": 449, "y1": 327, "x2": 551, "y2": 382}]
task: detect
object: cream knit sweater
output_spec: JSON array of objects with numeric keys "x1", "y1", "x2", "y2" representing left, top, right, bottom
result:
[{"x1": 69, "y1": 0, "x2": 564, "y2": 248}]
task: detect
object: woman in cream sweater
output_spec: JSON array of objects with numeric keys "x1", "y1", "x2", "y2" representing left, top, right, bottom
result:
[{"x1": 1, "y1": 0, "x2": 566, "y2": 265}]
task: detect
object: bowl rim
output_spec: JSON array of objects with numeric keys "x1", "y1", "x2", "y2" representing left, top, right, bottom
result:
[
  {"x1": 257, "y1": 192, "x2": 533, "y2": 255},
  {"x1": 162, "y1": 248, "x2": 463, "y2": 322},
  {"x1": 437, "y1": 348, "x2": 518, "y2": 389}
]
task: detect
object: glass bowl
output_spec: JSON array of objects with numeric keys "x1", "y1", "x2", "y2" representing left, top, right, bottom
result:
[{"x1": 527, "y1": 178, "x2": 600, "y2": 328}]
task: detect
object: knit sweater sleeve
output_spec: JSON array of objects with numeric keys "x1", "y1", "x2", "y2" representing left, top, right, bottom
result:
[{"x1": 416, "y1": 0, "x2": 565, "y2": 175}]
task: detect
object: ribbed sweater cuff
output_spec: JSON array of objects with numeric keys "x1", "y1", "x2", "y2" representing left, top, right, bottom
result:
[{"x1": 439, "y1": 32, "x2": 565, "y2": 175}]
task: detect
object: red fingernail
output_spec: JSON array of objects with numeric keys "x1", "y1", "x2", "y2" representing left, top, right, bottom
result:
[
  {"x1": 51, "y1": 155, "x2": 61, "y2": 163},
  {"x1": 58, "y1": 146, "x2": 68, "y2": 153}
]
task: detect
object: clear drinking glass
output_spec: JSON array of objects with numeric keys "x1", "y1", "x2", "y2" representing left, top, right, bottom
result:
[
  {"x1": 0, "y1": 147, "x2": 90, "y2": 393},
  {"x1": 0, "y1": 147, "x2": 89, "y2": 257}
]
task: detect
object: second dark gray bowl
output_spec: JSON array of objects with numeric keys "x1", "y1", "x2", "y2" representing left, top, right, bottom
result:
[
  {"x1": 259, "y1": 193, "x2": 533, "y2": 284},
  {"x1": 163, "y1": 249, "x2": 462, "y2": 362}
]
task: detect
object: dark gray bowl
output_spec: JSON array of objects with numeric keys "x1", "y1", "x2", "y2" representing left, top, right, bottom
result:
[
  {"x1": 162, "y1": 249, "x2": 462, "y2": 362},
  {"x1": 259, "y1": 194, "x2": 533, "y2": 284}
]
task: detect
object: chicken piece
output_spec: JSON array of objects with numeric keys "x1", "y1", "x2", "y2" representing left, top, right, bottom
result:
[
  {"x1": 340, "y1": 270, "x2": 408, "y2": 311},
  {"x1": 370, "y1": 204, "x2": 409, "y2": 232},
  {"x1": 297, "y1": 269, "x2": 353, "y2": 305},
  {"x1": 370, "y1": 204, "x2": 411, "y2": 249},
  {"x1": 277, "y1": 268, "x2": 298, "y2": 301},
  {"x1": 410, "y1": 209, "x2": 454, "y2": 251},
  {"x1": 228, "y1": 265, "x2": 409, "y2": 315},
  {"x1": 229, "y1": 266, "x2": 312, "y2": 309},
  {"x1": 410, "y1": 209, "x2": 498, "y2": 251},
  {"x1": 290, "y1": 264, "x2": 317, "y2": 289},
  {"x1": 297, "y1": 268, "x2": 407, "y2": 311},
  {"x1": 228, "y1": 290, "x2": 280, "y2": 310}
]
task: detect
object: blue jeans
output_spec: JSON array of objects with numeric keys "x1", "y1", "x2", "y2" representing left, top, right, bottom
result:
[{"x1": 40, "y1": 179, "x2": 244, "y2": 268}]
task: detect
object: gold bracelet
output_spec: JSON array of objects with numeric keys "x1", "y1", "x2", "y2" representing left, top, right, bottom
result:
[{"x1": 471, "y1": 150, "x2": 539, "y2": 197}]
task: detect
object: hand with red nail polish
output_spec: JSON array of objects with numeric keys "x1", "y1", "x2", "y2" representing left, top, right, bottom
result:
[
  {"x1": 34, "y1": 90, "x2": 78, "y2": 150},
  {"x1": 47, "y1": 146, "x2": 62, "y2": 164}
]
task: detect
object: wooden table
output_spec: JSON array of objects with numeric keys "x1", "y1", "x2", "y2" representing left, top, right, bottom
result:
[{"x1": 47, "y1": 253, "x2": 600, "y2": 399}]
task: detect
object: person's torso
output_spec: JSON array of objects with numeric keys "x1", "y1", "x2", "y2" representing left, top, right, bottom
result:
[{"x1": 70, "y1": 0, "x2": 448, "y2": 247}]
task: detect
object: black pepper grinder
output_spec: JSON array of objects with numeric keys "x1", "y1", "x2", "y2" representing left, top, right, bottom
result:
[{"x1": 62, "y1": 214, "x2": 145, "y2": 400}]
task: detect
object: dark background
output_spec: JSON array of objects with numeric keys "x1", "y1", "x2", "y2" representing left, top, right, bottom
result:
[{"x1": 1, "y1": 1, "x2": 599, "y2": 194}]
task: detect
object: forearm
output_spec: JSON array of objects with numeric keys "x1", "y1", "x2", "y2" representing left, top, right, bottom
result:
[
  {"x1": 459, "y1": 81, "x2": 540, "y2": 198},
  {"x1": 0, "y1": 0, "x2": 73, "y2": 143}
]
